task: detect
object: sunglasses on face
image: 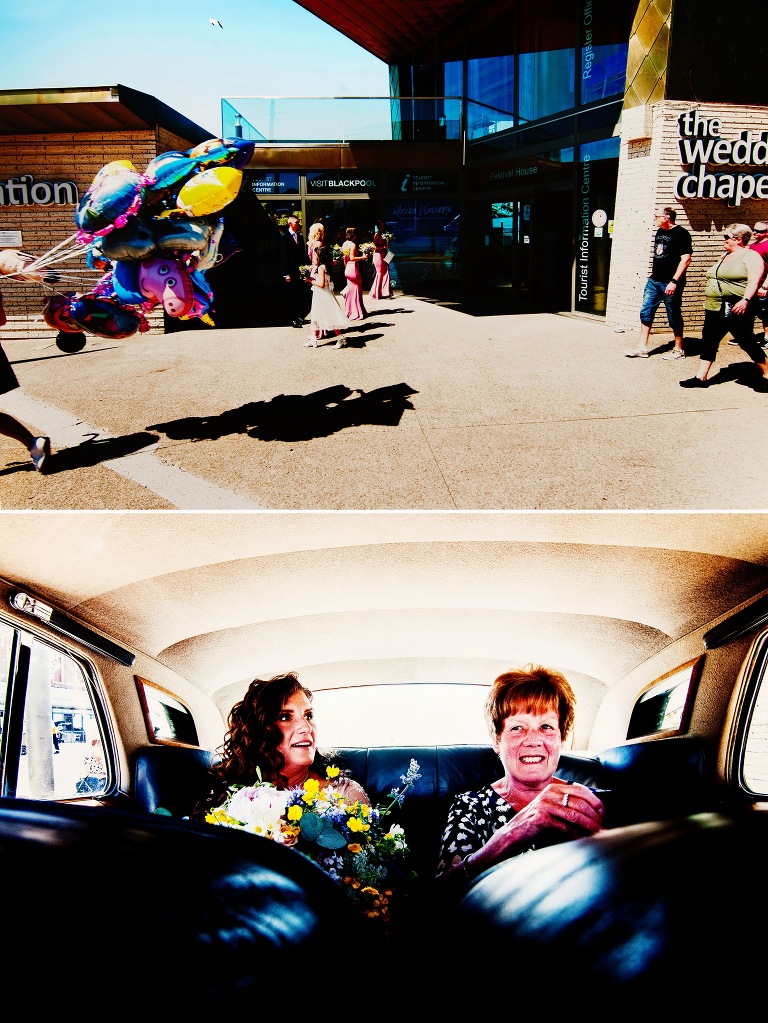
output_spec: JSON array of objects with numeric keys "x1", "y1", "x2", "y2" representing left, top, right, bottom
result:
[{"x1": 724, "y1": 234, "x2": 739, "y2": 241}]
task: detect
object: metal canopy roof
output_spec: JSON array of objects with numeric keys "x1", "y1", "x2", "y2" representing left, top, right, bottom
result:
[
  {"x1": 0, "y1": 85, "x2": 211, "y2": 142},
  {"x1": 292, "y1": 0, "x2": 479, "y2": 64}
]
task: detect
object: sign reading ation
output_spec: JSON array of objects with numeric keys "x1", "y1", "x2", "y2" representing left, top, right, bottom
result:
[{"x1": 0, "y1": 175, "x2": 78, "y2": 207}]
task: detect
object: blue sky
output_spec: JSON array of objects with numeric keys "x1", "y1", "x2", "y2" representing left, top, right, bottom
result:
[{"x1": 0, "y1": 0, "x2": 389, "y2": 135}]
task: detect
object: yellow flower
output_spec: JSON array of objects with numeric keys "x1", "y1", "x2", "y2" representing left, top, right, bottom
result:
[
  {"x1": 303, "y1": 778, "x2": 320, "y2": 795},
  {"x1": 348, "y1": 843, "x2": 362, "y2": 854},
  {"x1": 326, "y1": 765, "x2": 340, "y2": 780},
  {"x1": 286, "y1": 804, "x2": 303, "y2": 821},
  {"x1": 347, "y1": 817, "x2": 370, "y2": 833}
]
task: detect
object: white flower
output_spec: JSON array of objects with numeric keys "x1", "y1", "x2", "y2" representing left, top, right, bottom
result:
[{"x1": 226, "y1": 784, "x2": 291, "y2": 836}]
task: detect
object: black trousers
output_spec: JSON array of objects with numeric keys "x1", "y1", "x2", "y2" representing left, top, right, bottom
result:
[{"x1": 699, "y1": 304, "x2": 765, "y2": 364}]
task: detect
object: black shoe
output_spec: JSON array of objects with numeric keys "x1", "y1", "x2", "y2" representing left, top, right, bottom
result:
[
  {"x1": 292, "y1": 320, "x2": 303, "y2": 328},
  {"x1": 679, "y1": 377, "x2": 709, "y2": 388}
]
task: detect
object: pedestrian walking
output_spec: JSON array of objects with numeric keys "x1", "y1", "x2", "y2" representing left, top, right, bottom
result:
[
  {"x1": 0, "y1": 289, "x2": 51, "y2": 472},
  {"x1": 625, "y1": 206, "x2": 692, "y2": 360},
  {"x1": 304, "y1": 244, "x2": 348, "y2": 348},
  {"x1": 679, "y1": 224, "x2": 768, "y2": 389},
  {"x1": 749, "y1": 221, "x2": 768, "y2": 348}
]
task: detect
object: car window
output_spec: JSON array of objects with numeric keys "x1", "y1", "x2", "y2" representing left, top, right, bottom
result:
[
  {"x1": 136, "y1": 676, "x2": 199, "y2": 745},
  {"x1": 741, "y1": 632, "x2": 768, "y2": 796},
  {"x1": 1, "y1": 619, "x2": 108, "y2": 799},
  {"x1": 312, "y1": 683, "x2": 493, "y2": 747},
  {"x1": 625, "y1": 660, "x2": 699, "y2": 740}
]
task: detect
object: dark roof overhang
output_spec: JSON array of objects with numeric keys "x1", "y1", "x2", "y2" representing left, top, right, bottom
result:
[
  {"x1": 291, "y1": 0, "x2": 480, "y2": 64},
  {"x1": 0, "y1": 84, "x2": 211, "y2": 143}
]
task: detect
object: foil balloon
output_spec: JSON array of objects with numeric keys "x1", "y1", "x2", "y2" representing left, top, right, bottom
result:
[
  {"x1": 155, "y1": 218, "x2": 212, "y2": 254},
  {"x1": 188, "y1": 137, "x2": 254, "y2": 170},
  {"x1": 138, "y1": 255, "x2": 193, "y2": 317},
  {"x1": 194, "y1": 218, "x2": 224, "y2": 271},
  {"x1": 170, "y1": 166, "x2": 242, "y2": 218},
  {"x1": 75, "y1": 162, "x2": 145, "y2": 237},
  {"x1": 101, "y1": 219, "x2": 157, "y2": 261},
  {"x1": 43, "y1": 293, "x2": 81, "y2": 333},
  {"x1": 85, "y1": 239, "x2": 112, "y2": 271},
  {"x1": 70, "y1": 294, "x2": 143, "y2": 339},
  {"x1": 144, "y1": 151, "x2": 198, "y2": 193},
  {"x1": 112, "y1": 259, "x2": 145, "y2": 305},
  {"x1": 180, "y1": 271, "x2": 215, "y2": 325}
]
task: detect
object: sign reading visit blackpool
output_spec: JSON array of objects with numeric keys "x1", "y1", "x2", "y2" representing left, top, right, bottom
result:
[{"x1": 675, "y1": 109, "x2": 768, "y2": 206}]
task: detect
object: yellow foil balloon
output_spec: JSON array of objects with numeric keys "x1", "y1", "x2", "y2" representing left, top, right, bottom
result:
[{"x1": 174, "y1": 167, "x2": 242, "y2": 217}]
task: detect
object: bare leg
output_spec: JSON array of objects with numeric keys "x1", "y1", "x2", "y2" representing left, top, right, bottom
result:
[{"x1": 0, "y1": 411, "x2": 35, "y2": 448}]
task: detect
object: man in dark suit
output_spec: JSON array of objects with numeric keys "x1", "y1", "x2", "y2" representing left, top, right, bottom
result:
[{"x1": 280, "y1": 215, "x2": 309, "y2": 328}]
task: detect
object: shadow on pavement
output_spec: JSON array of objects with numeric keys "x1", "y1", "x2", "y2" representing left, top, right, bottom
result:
[
  {"x1": 40, "y1": 432, "x2": 161, "y2": 474},
  {"x1": 147, "y1": 383, "x2": 418, "y2": 443}
]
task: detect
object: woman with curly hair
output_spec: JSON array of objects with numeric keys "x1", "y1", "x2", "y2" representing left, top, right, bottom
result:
[{"x1": 194, "y1": 672, "x2": 369, "y2": 817}]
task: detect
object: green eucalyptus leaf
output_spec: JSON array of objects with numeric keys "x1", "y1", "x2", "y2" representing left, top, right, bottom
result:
[
  {"x1": 316, "y1": 821, "x2": 348, "y2": 849},
  {"x1": 300, "y1": 812, "x2": 323, "y2": 840}
]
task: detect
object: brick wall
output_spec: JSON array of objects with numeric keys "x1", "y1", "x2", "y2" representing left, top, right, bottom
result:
[
  {"x1": 608, "y1": 100, "x2": 768, "y2": 339},
  {"x1": 0, "y1": 126, "x2": 200, "y2": 335}
]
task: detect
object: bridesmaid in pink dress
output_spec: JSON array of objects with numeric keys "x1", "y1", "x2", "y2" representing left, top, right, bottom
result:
[
  {"x1": 369, "y1": 220, "x2": 392, "y2": 300},
  {"x1": 342, "y1": 227, "x2": 368, "y2": 320}
]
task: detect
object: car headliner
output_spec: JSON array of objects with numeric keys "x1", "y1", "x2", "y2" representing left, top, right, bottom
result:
[{"x1": 1, "y1": 511, "x2": 767, "y2": 725}]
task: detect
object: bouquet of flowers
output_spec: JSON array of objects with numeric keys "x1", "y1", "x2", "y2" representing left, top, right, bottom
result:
[
  {"x1": 205, "y1": 759, "x2": 421, "y2": 924},
  {"x1": 359, "y1": 242, "x2": 375, "y2": 257},
  {"x1": 332, "y1": 244, "x2": 344, "y2": 262},
  {"x1": 298, "y1": 264, "x2": 313, "y2": 282},
  {"x1": 382, "y1": 232, "x2": 394, "y2": 245}
]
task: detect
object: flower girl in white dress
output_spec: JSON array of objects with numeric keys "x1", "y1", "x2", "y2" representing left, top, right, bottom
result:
[{"x1": 305, "y1": 243, "x2": 349, "y2": 348}]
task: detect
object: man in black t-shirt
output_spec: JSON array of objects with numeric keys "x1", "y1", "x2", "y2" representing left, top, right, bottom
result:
[{"x1": 625, "y1": 207, "x2": 693, "y2": 360}]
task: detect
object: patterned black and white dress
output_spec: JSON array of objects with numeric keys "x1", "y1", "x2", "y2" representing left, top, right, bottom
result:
[{"x1": 436, "y1": 784, "x2": 517, "y2": 877}]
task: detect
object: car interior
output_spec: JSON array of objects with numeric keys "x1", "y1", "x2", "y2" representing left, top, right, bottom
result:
[{"x1": 2, "y1": 510, "x2": 768, "y2": 1008}]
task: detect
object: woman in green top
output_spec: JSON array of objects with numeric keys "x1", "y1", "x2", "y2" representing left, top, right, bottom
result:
[{"x1": 680, "y1": 223, "x2": 768, "y2": 389}]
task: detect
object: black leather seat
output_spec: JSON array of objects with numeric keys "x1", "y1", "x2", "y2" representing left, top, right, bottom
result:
[
  {"x1": 443, "y1": 809, "x2": 768, "y2": 1012},
  {"x1": 0, "y1": 797, "x2": 369, "y2": 1010}
]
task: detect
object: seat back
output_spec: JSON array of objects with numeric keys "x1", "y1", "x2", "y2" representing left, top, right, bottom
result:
[{"x1": 133, "y1": 744, "x2": 216, "y2": 818}]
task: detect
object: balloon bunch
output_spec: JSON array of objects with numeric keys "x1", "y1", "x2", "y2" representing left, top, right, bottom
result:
[{"x1": 1, "y1": 137, "x2": 254, "y2": 349}]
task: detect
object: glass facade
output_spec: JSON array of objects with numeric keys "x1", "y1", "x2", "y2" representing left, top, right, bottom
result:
[{"x1": 392, "y1": 0, "x2": 634, "y2": 315}]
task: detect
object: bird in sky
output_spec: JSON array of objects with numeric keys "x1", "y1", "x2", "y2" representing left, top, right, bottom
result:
[{"x1": 209, "y1": 18, "x2": 224, "y2": 28}]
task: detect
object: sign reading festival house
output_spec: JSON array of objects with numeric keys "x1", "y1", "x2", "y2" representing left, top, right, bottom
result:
[{"x1": 675, "y1": 109, "x2": 768, "y2": 207}]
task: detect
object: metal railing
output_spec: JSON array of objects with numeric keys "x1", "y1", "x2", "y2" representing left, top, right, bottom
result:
[{"x1": 221, "y1": 96, "x2": 466, "y2": 143}]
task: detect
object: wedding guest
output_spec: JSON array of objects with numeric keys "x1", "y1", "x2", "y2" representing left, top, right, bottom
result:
[
  {"x1": 305, "y1": 244, "x2": 349, "y2": 349},
  {"x1": 341, "y1": 227, "x2": 368, "y2": 321},
  {"x1": 194, "y1": 672, "x2": 370, "y2": 817},
  {"x1": 0, "y1": 288, "x2": 51, "y2": 472},
  {"x1": 679, "y1": 223, "x2": 768, "y2": 389},
  {"x1": 307, "y1": 221, "x2": 325, "y2": 260},
  {"x1": 369, "y1": 220, "x2": 392, "y2": 300},
  {"x1": 279, "y1": 215, "x2": 309, "y2": 328},
  {"x1": 435, "y1": 664, "x2": 604, "y2": 897}
]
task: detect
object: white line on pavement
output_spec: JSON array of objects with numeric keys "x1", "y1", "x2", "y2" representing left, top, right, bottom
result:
[{"x1": 4, "y1": 392, "x2": 267, "y2": 509}]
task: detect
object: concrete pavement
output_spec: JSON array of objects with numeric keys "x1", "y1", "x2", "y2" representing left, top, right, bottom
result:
[{"x1": 2, "y1": 295, "x2": 768, "y2": 509}]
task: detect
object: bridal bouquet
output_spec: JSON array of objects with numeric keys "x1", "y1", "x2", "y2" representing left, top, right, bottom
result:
[
  {"x1": 205, "y1": 759, "x2": 421, "y2": 923},
  {"x1": 298, "y1": 264, "x2": 313, "y2": 282},
  {"x1": 359, "y1": 242, "x2": 375, "y2": 256}
]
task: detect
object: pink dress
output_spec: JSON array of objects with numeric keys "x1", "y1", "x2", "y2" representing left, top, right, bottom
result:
[
  {"x1": 343, "y1": 243, "x2": 367, "y2": 320},
  {"x1": 369, "y1": 232, "x2": 391, "y2": 299}
]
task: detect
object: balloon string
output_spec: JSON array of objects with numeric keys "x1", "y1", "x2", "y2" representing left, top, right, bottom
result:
[{"x1": 22, "y1": 233, "x2": 82, "y2": 270}]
